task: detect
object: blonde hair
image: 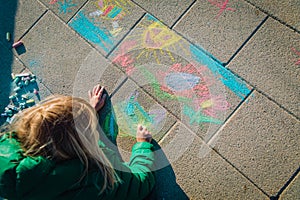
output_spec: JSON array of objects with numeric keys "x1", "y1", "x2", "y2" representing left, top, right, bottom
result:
[{"x1": 10, "y1": 95, "x2": 117, "y2": 193}]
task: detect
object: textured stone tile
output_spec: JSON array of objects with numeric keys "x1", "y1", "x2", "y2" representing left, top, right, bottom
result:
[
  {"x1": 112, "y1": 79, "x2": 177, "y2": 161},
  {"x1": 174, "y1": 0, "x2": 267, "y2": 63},
  {"x1": 280, "y1": 173, "x2": 300, "y2": 200},
  {"x1": 228, "y1": 18, "x2": 300, "y2": 117},
  {"x1": 213, "y1": 91, "x2": 300, "y2": 196},
  {"x1": 247, "y1": 0, "x2": 300, "y2": 31},
  {"x1": 0, "y1": 0, "x2": 46, "y2": 47},
  {"x1": 39, "y1": 0, "x2": 87, "y2": 23},
  {"x1": 110, "y1": 14, "x2": 252, "y2": 141},
  {"x1": 157, "y1": 122, "x2": 268, "y2": 199},
  {"x1": 132, "y1": 0, "x2": 195, "y2": 27},
  {"x1": 68, "y1": 0, "x2": 145, "y2": 56},
  {"x1": 72, "y1": 49, "x2": 127, "y2": 101},
  {"x1": 17, "y1": 12, "x2": 93, "y2": 95}
]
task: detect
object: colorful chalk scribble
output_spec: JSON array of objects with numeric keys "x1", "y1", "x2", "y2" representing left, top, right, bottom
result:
[
  {"x1": 291, "y1": 47, "x2": 300, "y2": 65},
  {"x1": 208, "y1": 0, "x2": 235, "y2": 19},
  {"x1": 114, "y1": 90, "x2": 166, "y2": 135},
  {"x1": 125, "y1": 16, "x2": 189, "y2": 64},
  {"x1": 49, "y1": 0, "x2": 77, "y2": 14},
  {"x1": 112, "y1": 14, "x2": 251, "y2": 128},
  {"x1": 69, "y1": 11, "x2": 114, "y2": 53},
  {"x1": 69, "y1": 0, "x2": 135, "y2": 53}
]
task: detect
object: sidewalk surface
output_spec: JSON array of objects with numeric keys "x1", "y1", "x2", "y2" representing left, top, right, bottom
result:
[{"x1": 0, "y1": 0, "x2": 299, "y2": 199}]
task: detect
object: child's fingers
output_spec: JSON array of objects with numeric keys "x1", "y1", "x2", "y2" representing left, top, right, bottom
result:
[
  {"x1": 94, "y1": 84, "x2": 101, "y2": 96},
  {"x1": 97, "y1": 86, "x2": 104, "y2": 98}
]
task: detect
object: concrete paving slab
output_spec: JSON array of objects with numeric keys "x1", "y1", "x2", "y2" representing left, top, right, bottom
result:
[
  {"x1": 0, "y1": 0, "x2": 46, "y2": 47},
  {"x1": 212, "y1": 90, "x2": 300, "y2": 196},
  {"x1": 72, "y1": 49, "x2": 127, "y2": 101},
  {"x1": 280, "y1": 173, "x2": 300, "y2": 200},
  {"x1": 109, "y1": 14, "x2": 252, "y2": 141},
  {"x1": 228, "y1": 18, "x2": 300, "y2": 117},
  {"x1": 112, "y1": 79, "x2": 177, "y2": 161},
  {"x1": 16, "y1": 12, "x2": 94, "y2": 95},
  {"x1": 157, "y1": 122, "x2": 269, "y2": 199},
  {"x1": 39, "y1": 0, "x2": 87, "y2": 23},
  {"x1": 132, "y1": 0, "x2": 195, "y2": 27},
  {"x1": 173, "y1": 0, "x2": 267, "y2": 63},
  {"x1": 68, "y1": 0, "x2": 145, "y2": 56},
  {"x1": 246, "y1": 0, "x2": 300, "y2": 32}
]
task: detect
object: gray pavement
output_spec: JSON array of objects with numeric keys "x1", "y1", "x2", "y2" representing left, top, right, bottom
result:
[{"x1": 0, "y1": 0, "x2": 299, "y2": 199}]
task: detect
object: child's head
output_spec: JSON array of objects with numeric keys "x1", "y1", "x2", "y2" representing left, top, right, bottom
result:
[{"x1": 11, "y1": 95, "x2": 117, "y2": 191}]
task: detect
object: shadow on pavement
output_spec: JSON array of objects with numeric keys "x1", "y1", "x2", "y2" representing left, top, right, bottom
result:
[
  {"x1": 0, "y1": 0, "x2": 18, "y2": 126},
  {"x1": 145, "y1": 141, "x2": 189, "y2": 200}
]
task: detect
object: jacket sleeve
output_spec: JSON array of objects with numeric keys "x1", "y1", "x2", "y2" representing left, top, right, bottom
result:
[
  {"x1": 0, "y1": 133, "x2": 24, "y2": 199},
  {"x1": 99, "y1": 141, "x2": 155, "y2": 200}
]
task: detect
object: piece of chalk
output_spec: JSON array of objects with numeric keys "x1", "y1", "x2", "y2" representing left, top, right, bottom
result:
[
  {"x1": 14, "y1": 77, "x2": 21, "y2": 84},
  {"x1": 12, "y1": 41, "x2": 23, "y2": 48},
  {"x1": 13, "y1": 86, "x2": 21, "y2": 92},
  {"x1": 6, "y1": 32, "x2": 11, "y2": 41},
  {"x1": 26, "y1": 99, "x2": 35, "y2": 106},
  {"x1": 1, "y1": 113, "x2": 8, "y2": 117},
  {"x1": 33, "y1": 89, "x2": 39, "y2": 94},
  {"x1": 9, "y1": 95, "x2": 16, "y2": 100}
]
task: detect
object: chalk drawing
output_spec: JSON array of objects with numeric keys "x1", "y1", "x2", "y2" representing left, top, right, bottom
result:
[
  {"x1": 69, "y1": 11, "x2": 114, "y2": 53},
  {"x1": 110, "y1": 14, "x2": 250, "y2": 127},
  {"x1": 93, "y1": 0, "x2": 133, "y2": 20},
  {"x1": 183, "y1": 105, "x2": 223, "y2": 125},
  {"x1": 49, "y1": 0, "x2": 58, "y2": 4},
  {"x1": 291, "y1": 47, "x2": 300, "y2": 65},
  {"x1": 114, "y1": 90, "x2": 164, "y2": 135},
  {"x1": 126, "y1": 14, "x2": 189, "y2": 64},
  {"x1": 190, "y1": 44, "x2": 251, "y2": 99},
  {"x1": 165, "y1": 72, "x2": 201, "y2": 91},
  {"x1": 57, "y1": 0, "x2": 77, "y2": 14},
  {"x1": 208, "y1": 0, "x2": 235, "y2": 19},
  {"x1": 89, "y1": 10, "x2": 103, "y2": 17}
]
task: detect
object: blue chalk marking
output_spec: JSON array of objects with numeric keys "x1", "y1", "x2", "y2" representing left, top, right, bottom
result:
[
  {"x1": 190, "y1": 44, "x2": 251, "y2": 99},
  {"x1": 107, "y1": 7, "x2": 122, "y2": 18},
  {"x1": 165, "y1": 72, "x2": 200, "y2": 91},
  {"x1": 145, "y1": 13, "x2": 159, "y2": 22},
  {"x1": 69, "y1": 11, "x2": 114, "y2": 53},
  {"x1": 58, "y1": 0, "x2": 77, "y2": 14}
]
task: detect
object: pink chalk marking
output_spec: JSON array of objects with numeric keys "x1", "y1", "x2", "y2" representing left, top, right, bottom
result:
[
  {"x1": 113, "y1": 54, "x2": 136, "y2": 75},
  {"x1": 49, "y1": 0, "x2": 58, "y2": 4},
  {"x1": 102, "y1": 5, "x2": 114, "y2": 16},
  {"x1": 208, "y1": 0, "x2": 235, "y2": 19},
  {"x1": 98, "y1": 0, "x2": 103, "y2": 8},
  {"x1": 193, "y1": 96, "x2": 230, "y2": 117},
  {"x1": 291, "y1": 47, "x2": 300, "y2": 65}
]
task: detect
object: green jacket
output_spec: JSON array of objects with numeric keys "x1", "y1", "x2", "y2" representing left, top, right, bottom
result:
[{"x1": 0, "y1": 133, "x2": 155, "y2": 200}]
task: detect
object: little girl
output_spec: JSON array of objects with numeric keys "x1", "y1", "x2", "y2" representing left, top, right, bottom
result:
[{"x1": 0, "y1": 85, "x2": 154, "y2": 200}]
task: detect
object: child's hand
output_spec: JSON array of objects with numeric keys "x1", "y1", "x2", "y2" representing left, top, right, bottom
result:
[
  {"x1": 136, "y1": 124, "x2": 152, "y2": 143},
  {"x1": 88, "y1": 85, "x2": 107, "y2": 112}
]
